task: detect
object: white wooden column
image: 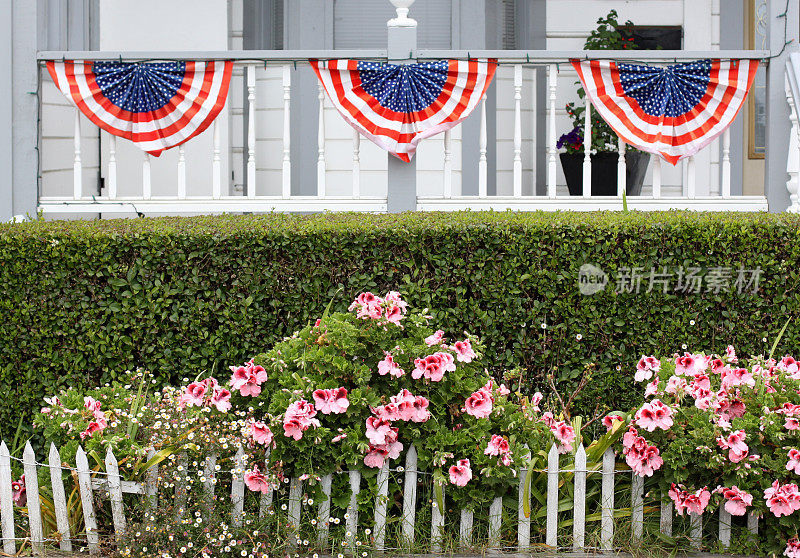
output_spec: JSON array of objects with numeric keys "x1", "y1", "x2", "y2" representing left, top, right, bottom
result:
[
  {"x1": 73, "y1": 110, "x2": 82, "y2": 199},
  {"x1": 617, "y1": 137, "x2": 627, "y2": 197},
  {"x1": 721, "y1": 128, "x2": 731, "y2": 198},
  {"x1": 352, "y1": 130, "x2": 361, "y2": 199},
  {"x1": 142, "y1": 153, "x2": 151, "y2": 200},
  {"x1": 479, "y1": 99, "x2": 488, "y2": 198},
  {"x1": 443, "y1": 129, "x2": 453, "y2": 198},
  {"x1": 686, "y1": 155, "x2": 697, "y2": 199},
  {"x1": 786, "y1": 74, "x2": 800, "y2": 212},
  {"x1": 212, "y1": 120, "x2": 222, "y2": 199},
  {"x1": 282, "y1": 64, "x2": 292, "y2": 198},
  {"x1": 177, "y1": 145, "x2": 187, "y2": 199},
  {"x1": 582, "y1": 101, "x2": 591, "y2": 199},
  {"x1": 247, "y1": 65, "x2": 257, "y2": 199},
  {"x1": 545, "y1": 444, "x2": 558, "y2": 547},
  {"x1": 652, "y1": 156, "x2": 662, "y2": 199},
  {"x1": 547, "y1": 64, "x2": 558, "y2": 198},
  {"x1": 107, "y1": 135, "x2": 117, "y2": 199},
  {"x1": 317, "y1": 80, "x2": 326, "y2": 197},
  {"x1": 513, "y1": 64, "x2": 523, "y2": 197}
]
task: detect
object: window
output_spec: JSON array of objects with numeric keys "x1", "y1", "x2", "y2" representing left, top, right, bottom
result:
[{"x1": 745, "y1": 0, "x2": 767, "y2": 158}]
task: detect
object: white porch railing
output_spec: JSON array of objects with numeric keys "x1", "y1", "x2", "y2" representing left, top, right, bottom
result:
[
  {"x1": 36, "y1": 49, "x2": 770, "y2": 216},
  {"x1": 0, "y1": 440, "x2": 762, "y2": 555}
]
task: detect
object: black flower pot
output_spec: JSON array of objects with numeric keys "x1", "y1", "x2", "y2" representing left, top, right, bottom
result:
[{"x1": 560, "y1": 150, "x2": 650, "y2": 196}]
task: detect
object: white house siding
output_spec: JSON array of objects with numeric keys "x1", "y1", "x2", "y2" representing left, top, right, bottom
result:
[{"x1": 546, "y1": 0, "x2": 721, "y2": 196}]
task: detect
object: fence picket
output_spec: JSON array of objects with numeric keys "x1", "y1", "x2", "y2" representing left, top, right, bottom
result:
[
  {"x1": 600, "y1": 447, "x2": 615, "y2": 551},
  {"x1": 145, "y1": 448, "x2": 158, "y2": 515},
  {"x1": 317, "y1": 474, "x2": 332, "y2": 548},
  {"x1": 105, "y1": 447, "x2": 126, "y2": 539},
  {"x1": 346, "y1": 470, "x2": 360, "y2": 551},
  {"x1": 205, "y1": 452, "x2": 217, "y2": 511},
  {"x1": 690, "y1": 513, "x2": 702, "y2": 549},
  {"x1": 287, "y1": 477, "x2": 302, "y2": 548},
  {"x1": 631, "y1": 472, "x2": 644, "y2": 542},
  {"x1": 573, "y1": 444, "x2": 587, "y2": 550},
  {"x1": 231, "y1": 446, "x2": 246, "y2": 527},
  {"x1": 517, "y1": 446, "x2": 531, "y2": 550},
  {"x1": 257, "y1": 450, "x2": 272, "y2": 518},
  {"x1": 401, "y1": 445, "x2": 417, "y2": 546},
  {"x1": 660, "y1": 500, "x2": 673, "y2": 537},
  {"x1": 747, "y1": 512, "x2": 759, "y2": 537},
  {"x1": 488, "y1": 496, "x2": 502, "y2": 548},
  {"x1": 23, "y1": 442, "x2": 44, "y2": 555},
  {"x1": 458, "y1": 509, "x2": 473, "y2": 548},
  {"x1": 76, "y1": 446, "x2": 100, "y2": 555},
  {"x1": 373, "y1": 462, "x2": 389, "y2": 551},
  {"x1": 48, "y1": 443, "x2": 72, "y2": 551},
  {"x1": 430, "y1": 484, "x2": 444, "y2": 552},
  {"x1": 719, "y1": 506, "x2": 732, "y2": 548},
  {"x1": 545, "y1": 444, "x2": 559, "y2": 548},
  {"x1": 0, "y1": 441, "x2": 16, "y2": 555}
]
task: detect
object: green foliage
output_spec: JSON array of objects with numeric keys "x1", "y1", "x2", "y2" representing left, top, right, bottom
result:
[
  {"x1": 3, "y1": 211, "x2": 800, "y2": 447},
  {"x1": 564, "y1": 10, "x2": 639, "y2": 153}
]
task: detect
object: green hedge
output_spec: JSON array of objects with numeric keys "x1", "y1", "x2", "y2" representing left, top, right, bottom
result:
[{"x1": 2, "y1": 211, "x2": 800, "y2": 442}]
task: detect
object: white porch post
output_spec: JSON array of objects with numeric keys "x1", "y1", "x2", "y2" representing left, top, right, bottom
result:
[{"x1": 387, "y1": 0, "x2": 417, "y2": 212}]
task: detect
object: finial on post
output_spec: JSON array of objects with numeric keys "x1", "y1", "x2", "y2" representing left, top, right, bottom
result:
[{"x1": 388, "y1": 0, "x2": 417, "y2": 28}]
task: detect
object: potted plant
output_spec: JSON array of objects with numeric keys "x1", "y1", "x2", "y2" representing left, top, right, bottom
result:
[{"x1": 559, "y1": 10, "x2": 650, "y2": 196}]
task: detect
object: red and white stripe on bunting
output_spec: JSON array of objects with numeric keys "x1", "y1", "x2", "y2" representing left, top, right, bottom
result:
[
  {"x1": 311, "y1": 59, "x2": 496, "y2": 162},
  {"x1": 572, "y1": 59, "x2": 759, "y2": 165},
  {"x1": 46, "y1": 60, "x2": 233, "y2": 156}
]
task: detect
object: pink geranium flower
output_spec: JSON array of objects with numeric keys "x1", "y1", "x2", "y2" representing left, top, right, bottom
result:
[
  {"x1": 552, "y1": 421, "x2": 576, "y2": 454},
  {"x1": 786, "y1": 537, "x2": 800, "y2": 558},
  {"x1": 313, "y1": 387, "x2": 349, "y2": 415},
  {"x1": 464, "y1": 388, "x2": 493, "y2": 418},
  {"x1": 664, "y1": 375, "x2": 687, "y2": 396},
  {"x1": 721, "y1": 367, "x2": 756, "y2": 391},
  {"x1": 180, "y1": 382, "x2": 208, "y2": 407},
  {"x1": 531, "y1": 392, "x2": 543, "y2": 411},
  {"x1": 725, "y1": 345, "x2": 738, "y2": 363},
  {"x1": 484, "y1": 434, "x2": 510, "y2": 457},
  {"x1": 602, "y1": 414, "x2": 624, "y2": 431},
  {"x1": 764, "y1": 480, "x2": 800, "y2": 517},
  {"x1": 717, "y1": 430, "x2": 749, "y2": 463},
  {"x1": 80, "y1": 417, "x2": 107, "y2": 440},
  {"x1": 779, "y1": 355, "x2": 800, "y2": 377},
  {"x1": 669, "y1": 484, "x2": 711, "y2": 516},
  {"x1": 84, "y1": 396, "x2": 102, "y2": 413},
  {"x1": 11, "y1": 475, "x2": 26, "y2": 507},
  {"x1": 244, "y1": 466, "x2": 272, "y2": 494},
  {"x1": 635, "y1": 400, "x2": 674, "y2": 432},
  {"x1": 787, "y1": 418, "x2": 800, "y2": 431},
  {"x1": 449, "y1": 459, "x2": 472, "y2": 487},
  {"x1": 788, "y1": 449, "x2": 800, "y2": 475},
  {"x1": 424, "y1": 330, "x2": 445, "y2": 346},
  {"x1": 453, "y1": 339, "x2": 476, "y2": 363},
  {"x1": 635, "y1": 356, "x2": 660, "y2": 382},
  {"x1": 250, "y1": 421, "x2": 274, "y2": 446},
  {"x1": 230, "y1": 359, "x2": 268, "y2": 397},
  {"x1": 412, "y1": 352, "x2": 456, "y2": 382},
  {"x1": 366, "y1": 417, "x2": 394, "y2": 445},
  {"x1": 364, "y1": 447, "x2": 389, "y2": 468},
  {"x1": 211, "y1": 387, "x2": 232, "y2": 412},
  {"x1": 282, "y1": 399, "x2": 319, "y2": 440},
  {"x1": 411, "y1": 396, "x2": 431, "y2": 422},
  {"x1": 721, "y1": 485, "x2": 753, "y2": 516},
  {"x1": 377, "y1": 353, "x2": 405, "y2": 377}
]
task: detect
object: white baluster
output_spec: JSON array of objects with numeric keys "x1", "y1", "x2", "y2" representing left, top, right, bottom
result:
[
  {"x1": 282, "y1": 64, "x2": 292, "y2": 198},
  {"x1": 48, "y1": 444, "x2": 72, "y2": 552},
  {"x1": 660, "y1": 500, "x2": 673, "y2": 537},
  {"x1": 459, "y1": 509, "x2": 473, "y2": 548},
  {"x1": 0, "y1": 442, "x2": 15, "y2": 555},
  {"x1": 443, "y1": 129, "x2": 453, "y2": 198},
  {"x1": 177, "y1": 145, "x2": 187, "y2": 199},
  {"x1": 212, "y1": 120, "x2": 222, "y2": 199},
  {"x1": 600, "y1": 447, "x2": 615, "y2": 551},
  {"x1": 247, "y1": 65, "x2": 257, "y2": 199},
  {"x1": 547, "y1": 64, "x2": 558, "y2": 198},
  {"x1": 401, "y1": 445, "x2": 418, "y2": 545},
  {"x1": 721, "y1": 127, "x2": 731, "y2": 198},
  {"x1": 719, "y1": 506, "x2": 732, "y2": 548},
  {"x1": 787, "y1": 75, "x2": 800, "y2": 212},
  {"x1": 479, "y1": 99, "x2": 487, "y2": 198},
  {"x1": 142, "y1": 153, "x2": 151, "y2": 200},
  {"x1": 346, "y1": 470, "x2": 360, "y2": 550},
  {"x1": 689, "y1": 513, "x2": 702, "y2": 549},
  {"x1": 108, "y1": 135, "x2": 117, "y2": 199},
  {"x1": 352, "y1": 130, "x2": 361, "y2": 199},
  {"x1": 617, "y1": 137, "x2": 627, "y2": 197},
  {"x1": 545, "y1": 444, "x2": 558, "y2": 547},
  {"x1": 652, "y1": 155, "x2": 662, "y2": 199},
  {"x1": 573, "y1": 444, "x2": 586, "y2": 550},
  {"x1": 73, "y1": 110, "x2": 82, "y2": 199},
  {"x1": 23, "y1": 442, "x2": 43, "y2": 555},
  {"x1": 582, "y1": 101, "x2": 592, "y2": 199},
  {"x1": 317, "y1": 80, "x2": 326, "y2": 197},
  {"x1": 686, "y1": 155, "x2": 696, "y2": 199},
  {"x1": 513, "y1": 64, "x2": 523, "y2": 198},
  {"x1": 632, "y1": 472, "x2": 644, "y2": 541}
]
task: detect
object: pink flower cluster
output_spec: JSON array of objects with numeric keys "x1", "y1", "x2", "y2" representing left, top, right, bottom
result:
[
  {"x1": 230, "y1": 359, "x2": 268, "y2": 397},
  {"x1": 622, "y1": 426, "x2": 663, "y2": 477},
  {"x1": 788, "y1": 448, "x2": 800, "y2": 474},
  {"x1": 786, "y1": 537, "x2": 800, "y2": 558},
  {"x1": 719, "y1": 485, "x2": 753, "y2": 516},
  {"x1": 668, "y1": 483, "x2": 711, "y2": 516},
  {"x1": 377, "y1": 353, "x2": 405, "y2": 377},
  {"x1": 542, "y1": 412, "x2": 577, "y2": 454},
  {"x1": 717, "y1": 430, "x2": 749, "y2": 463},
  {"x1": 180, "y1": 377, "x2": 232, "y2": 412},
  {"x1": 312, "y1": 387, "x2": 349, "y2": 414},
  {"x1": 634, "y1": 399, "x2": 674, "y2": 432},
  {"x1": 11, "y1": 475, "x2": 25, "y2": 507},
  {"x1": 449, "y1": 458, "x2": 473, "y2": 486},
  {"x1": 364, "y1": 389, "x2": 430, "y2": 468},
  {"x1": 80, "y1": 396, "x2": 108, "y2": 440},
  {"x1": 778, "y1": 402, "x2": 800, "y2": 431},
  {"x1": 282, "y1": 400, "x2": 320, "y2": 441},
  {"x1": 348, "y1": 291, "x2": 407, "y2": 325},
  {"x1": 249, "y1": 421, "x2": 274, "y2": 447},
  {"x1": 635, "y1": 356, "x2": 660, "y2": 382},
  {"x1": 484, "y1": 434, "x2": 512, "y2": 466},
  {"x1": 244, "y1": 465, "x2": 272, "y2": 494},
  {"x1": 764, "y1": 480, "x2": 800, "y2": 517},
  {"x1": 412, "y1": 351, "x2": 456, "y2": 382}
]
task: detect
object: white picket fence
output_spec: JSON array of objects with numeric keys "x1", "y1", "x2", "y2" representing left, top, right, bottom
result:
[{"x1": 0, "y1": 440, "x2": 761, "y2": 555}]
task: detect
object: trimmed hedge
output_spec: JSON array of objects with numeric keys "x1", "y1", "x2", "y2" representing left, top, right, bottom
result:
[{"x1": 2, "y1": 211, "x2": 800, "y2": 442}]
